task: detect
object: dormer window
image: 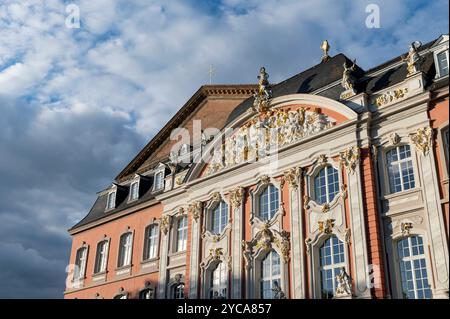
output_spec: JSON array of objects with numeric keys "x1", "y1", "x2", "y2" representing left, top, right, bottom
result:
[
  {"x1": 106, "y1": 191, "x2": 116, "y2": 210},
  {"x1": 153, "y1": 169, "x2": 165, "y2": 191},
  {"x1": 129, "y1": 181, "x2": 139, "y2": 201},
  {"x1": 436, "y1": 50, "x2": 449, "y2": 77}
]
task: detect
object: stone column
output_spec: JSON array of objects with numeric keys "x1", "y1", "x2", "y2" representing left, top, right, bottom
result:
[
  {"x1": 412, "y1": 128, "x2": 449, "y2": 298},
  {"x1": 188, "y1": 202, "x2": 202, "y2": 299},
  {"x1": 284, "y1": 167, "x2": 305, "y2": 298},
  {"x1": 157, "y1": 215, "x2": 171, "y2": 299},
  {"x1": 340, "y1": 146, "x2": 371, "y2": 298},
  {"x1": 230, "y1": 187, "x2": 245, "y2": 299}
]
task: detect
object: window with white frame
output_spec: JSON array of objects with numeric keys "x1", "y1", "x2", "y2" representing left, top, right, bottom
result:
[
  {"x1": 143, "y1": 224, "x2": 159, "y2": 260},
  {"x1": 154, "y1": 170, "x2": 164, "y2": 191},
  {"x1": 436, "y1": 50, "x2": 449, "y2": 77},
  {"x1": 260, "y1": 250, "x2": 281, "y2": 299},
  {"x1": 172, "y1": 283, "x2": 185, "y2": 299},
  {"x1": 386, "y1": 145, "x2": 416, "y2": 194},
  {"x1": 210, "y1": 262, "x2": 227, "y2": 299},
  {"x1": 94, "y1": 240, "x2": 108, "y2": 274},
  {"x1": 211, "y1": 201, "x2": 228, "y2": 234},
  {"x1": 114, "y1": 293, "x2": 128, "y2": 299},
  {"x1": 397, "y1": 235, "x2": 432, "y2": 299},
  {"x1": 73, "y1": 246, "x2": 88, "y2": 280},
  {"x1": 176, "y1": 216, "x2": 188, "y2": 252},
  {"x1": 319, "y1": 236, "x2": 345, "y2": 299},
  {"x1": 106, "y1": 191, "x2": 116, "y2": 210},
  {"x1": 117, "y1": 232, "x2": 133, "y2": 267},
  {"x1": 314, "y1": 166, "x2": 339, "y2": 205},
  {"x1": 129, "y1": 181, "x2": 139, "y2": 201},
  {"x1": 139, "y1": 288, "x2": 155, "y2": 299},
  {"x1": 258, "y1": 185, "x2": 279, "y2": 221}
]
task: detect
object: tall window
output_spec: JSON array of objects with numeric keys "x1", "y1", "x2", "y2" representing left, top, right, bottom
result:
[
  {"x1": 437, "y1": 50, "x2": 449, "y2": 77},
  {"x1": 210, "y1": 262, "x2": 227, "y2": 299},
  {"x1": 143, "y1": 224, "x2": 159, "y2": 260},
  {"x1": 173, "y1": 283, "x2": 184, "y2": 299},
  {"x1": 73, "y1": 247, "x2": 88, "y2": 280},
  {"x1": 211, "y1": 201, "x2": 228, "y2": 234},
  {"x1": 386, "y1": 145, "x2": 415, "y2": 194},
  {"x1": 117, "y1": 232, "x2": 133, "y2": 267},
  {"x1": 260, "y1": 250, "x2": 281, "y2": 299},
  {"x1": 106, "y1": 191, "x2": 116, "y2": 210},
  {"x1": 94, "y1": 240, "x2": 108, "y2": 274},
  {"x1": 176, "y1": 216, "x2": 188, "y2": 252},
  {"x1": 129, "y1": 181, "x2": 139, "y2": 201},
  {"x1": 314, "y1": 166, "x2": 339, "y2": 204},
  {"x1": 319, "y1": 236, "x2": 345, "y2": 299},
  {"x1": 154, "y1": 170, "x2": 164, "y2": 190},
  {"x1": 259, "y1": 185, "x2": 279, "y2": 221},
  {"x1": 397, "y1": 236, "x2": 432, "y2": 299}
]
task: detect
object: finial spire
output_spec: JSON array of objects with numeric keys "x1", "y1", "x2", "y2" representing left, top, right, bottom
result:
[{"x1": 321, "y1": 40, "x2": 330, "y2": 62}]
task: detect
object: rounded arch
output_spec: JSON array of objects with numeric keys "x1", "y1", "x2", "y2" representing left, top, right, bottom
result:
[{"x1": 187, "y1": 94, "x2": 358, "y2": 182}]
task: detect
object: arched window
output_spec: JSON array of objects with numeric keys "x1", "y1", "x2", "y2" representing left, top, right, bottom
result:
[
  {"x1": 73, "y1": 246, "x2": 88, "y2": 280},
  {"x1": 386, "y1": 145, "x2": 415, "y2": 194},
  {"x1": 314, "y1": 166, "x2": 339, "y2": 205},
  {"x1": 139, "y1": 288, "x2": 155, "y2": 299},
  {"x1": 211, "y1": 201, "x2": 228, "y2": 234},
  {"x1": 397, "y1": 235, "x2": 432, "y2": 299},
  {"x1": 260, "y1": 250, "x2": 281, "y2": 299},
  {"x1": 94, "y1": 240, "x2": 109, "y2": 274},
  {"x1": 173, "y1": 283, "x2": 185, "y2": 299},
  {"x1": 258, "y1": 185, "x2": 279, "y2": 221},
  {"x1": 210, "y1": 262, "x2": 227, "y2": 299},
  {"x1": 117, "y1": 232, "x2": 133, "y2": 267},
  {"x1": 176, "y1": 216, "x2": 188, "y2": 252},
  {"x1": 319, "y1": 236, "x2": 345, "y2": 299},
  {"x1": 143, "y1": 224, "x2": 159, "y2": 260}
]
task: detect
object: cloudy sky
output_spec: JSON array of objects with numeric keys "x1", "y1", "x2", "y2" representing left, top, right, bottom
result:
[{"x1": 0, "y1": 0, "x2": 448, "y2": 298}]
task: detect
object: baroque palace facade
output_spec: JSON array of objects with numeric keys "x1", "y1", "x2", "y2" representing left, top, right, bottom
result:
[{"x1": 65, "y1": 35, "x2": 449, "y2": 299}]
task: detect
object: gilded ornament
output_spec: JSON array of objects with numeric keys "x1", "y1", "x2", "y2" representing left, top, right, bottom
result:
[
  {"x1": 160, "y1": 215, "x2": 171, "y2": 235},
  {"x1": 188, "y1": 201, "x2": 202, "y2": 222},
  {"x1": 410, "y1": 127, "x2": 432, "y2": 156},
  {"x1": 230, "y1": 186, "x2": 245, "y2": 207},
  {"x1": 321, "y1": 40, "x2": 330, "y2": 62},
  {"x1": 401, "y1": 222, "x2": 413, "y2": 236},
  {"x1": 283, "y1": 167, "x2": 301, "y2": 189},
  {"x1": 401, "y1": 41, "x2": 422, "y2": 76},
  {"x1": 340, "y1": 146, "x2": 360, "y2": 174},
  {"x1": 318, "y1": 219, "x2": 335, "y2": 234}
]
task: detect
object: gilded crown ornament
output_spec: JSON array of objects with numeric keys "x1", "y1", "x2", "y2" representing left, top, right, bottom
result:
[{"x1": 321, "y1": 40, "x2": 330, "y2": 62}]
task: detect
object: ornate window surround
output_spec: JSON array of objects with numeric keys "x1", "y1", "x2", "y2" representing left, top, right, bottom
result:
[
  {"x1": 377, "y1": 134, "x2": 421, "y2": 198},
  {"x1": 386, "y1": 224, "x2": 433, "y2": 299},
  {"x1": 249, "y1": 175, "x2": 283, "y2": 226},
  {"x1": 242, "y1": 224, "x2": 290, "y2": 298},
  {"x1": 168, "y1": 209, "x2": 188, "y2": 255},
  {"x1": 203, "y1": 192, "x2": 231, "y2": 239},
  {"x1": 200, "y1": 248, "x2": 230, "y2": 299},
  {"x1": 305, "y1": 154, "x2": 343, "y2": 209},
  {"x1": 141, "y1": 218, "x2": 160, "y2": 263},
  {"x1": 307, "y1": 230, "x2": 350, "y2": 299}
]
